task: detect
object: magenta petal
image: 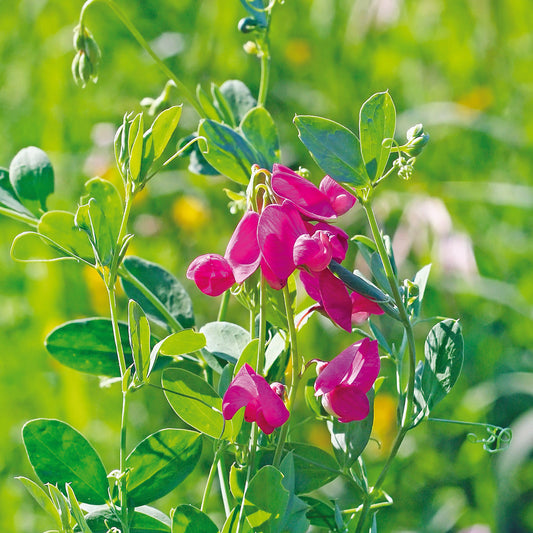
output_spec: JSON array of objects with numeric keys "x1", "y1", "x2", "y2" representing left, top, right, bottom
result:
[
  {"x1": 260, "y1": 257, "x2": 285, "y2": 289},
  {"x1": 250, "y1": 372, "x2": 290, "y2": 428},
  {"x1": 258, "y1": 202, "x2": 307, "y2": 282},
  {"x1": 293, "y1": 232, "x2": 332, "y2": 272},
  {"x1": 186, "y1": 254, "x2": 235, "y2": 296},
  {"x1": 317, "y1": 269, "x2": 352, "y2": 331},
  {"x1": 323, "y1": 386, "x2": 370, "y2": 422},
  {"x1": 222, "y1": 364, "x2": 257, "y2": 420},
  {"x1": 311, "y1": 222, "x2": 349, "y2": 262},
  {"x1": 315, "y1": 338, "x2": 380, "y2": 396},
  {"x1": 319, "y1": 175, "x2": 357, "y2": 216},
  {"x1": 271, "y1": 164, "x2": 336, "y2": 220},
  {"x1": 351, "y1": 292, "x2": 385, "y2": 323},
  {"x1": 299, "y1": 270, "x2": 322, "y2": 303},
  {"x1": 225, "y1": 211, "x2": 261, "y2": 283}
]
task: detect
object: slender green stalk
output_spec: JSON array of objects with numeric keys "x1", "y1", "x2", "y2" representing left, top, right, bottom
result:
[
  {"x1": 217, "y1": 455, "x2": 232, "y2": 517},
  {"x1": 257, "y1": 47, "x2": 271, "y2": 107},
  {"x1": 201, "y1": 446, "x2": 223, "y2": 512},
  {"x1": 0, "y1": 207, "x2": 38, "y2": 227},
  {"x1": 107, "y1": 285, "x2": 128, "y2": 377},
  {"x1": 257, "y1": 276, "x2": 267, "y2": 373},
  {"x1": 236, "y1": 425, "x2": 258, "y2": 533},
  {"x1": 79, "y1": 0, "x2": 204, "y2": 116},
  {"x1": 217, "y1": 290, "x2": 230, "y2": 322},
  {"x1": 353, "y1": 199, "x2": 418, "y2": 533},
  {"x1": 272, "y1": 284, "x2": 300, "y2": 468},
  {"x1": 119, "y1": 390, "x2": 130, "y2": 532}
]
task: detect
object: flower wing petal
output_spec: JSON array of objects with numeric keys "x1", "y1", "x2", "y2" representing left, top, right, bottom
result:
[{"x1": 225, "y1": 211, "x2": 261, "y2": 283}]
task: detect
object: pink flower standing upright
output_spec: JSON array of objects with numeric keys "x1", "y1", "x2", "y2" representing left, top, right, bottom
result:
[{"x1": 314, "y1": 338, "x2": 380, "y2": 422}]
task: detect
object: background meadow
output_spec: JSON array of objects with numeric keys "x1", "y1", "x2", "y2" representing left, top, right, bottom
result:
[{"x1": 0, "y1": 1, "x2": 532, "y2": 531}]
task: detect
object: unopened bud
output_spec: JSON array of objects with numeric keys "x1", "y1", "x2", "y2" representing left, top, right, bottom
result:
[
  {"x1": 406, "y1": 123, "x2": 425, "y2": 141},
  {"x1": 238, "y1": 17, "x2": 263, "y2": 33},
  {"x1": 404, "y1": 133, "x2": 430, "y2": 157},
  {"x1": 72, "y1": 24, "x2": 100, "y2": 87},
  {"x1": 243, "y1": 41, "x2": 259, "y2": 55},
  {"x1": 270, "y1": 382, "x2": 287, "y2": 400}
]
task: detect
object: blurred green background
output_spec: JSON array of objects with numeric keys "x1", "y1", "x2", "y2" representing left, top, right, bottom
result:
[{"x1": 1, "y1": 0, "x2": 532, "y2": 531}]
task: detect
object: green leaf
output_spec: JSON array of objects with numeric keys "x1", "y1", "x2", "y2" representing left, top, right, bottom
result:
[
  {"x1": 327, "y1": 389, "x2": 375, "y2": 469},
  {"x1": 245, "y1": 466, "x2": 289, "y2": 531},
  {"x1": 221, "y1": 507, "x2": 252, "y2": 533},
  {"x1": 211, "y1": 83, "x2": 236, "y2": 127},
  {"x1": 158, "y1": 330, "x2": 206, "y2": 356},
  {"x1": 411, "y1": 264, "x2": 432, "y2": 318},
  {"x1": 415, "y1": 319, "x2": 464, "y2": 419},
  {"x1": 84, "y1": 505, "x2": 171, "y2": 532},
  {"x1": 66, "y1": 483, "x2": 92, "y2": 533},
  {"x1": 47, "y1": 484, "x2": 72, "y2": 531},
  {"x1": 200, "y1": 321, "x2": 250, "y2": 365},
  {"x1": 129, "y1": 300, "x2": 151, "y2": 383},
  {"x1": 9, "y1": 146, "x2": 54, "y2": 208},
  {"x1": 300, "y1": 497, "x2": 338, "y2": 531},
  {"x1": 16, "y1": 477, "x2": 62, "y2": 529},
  {"x1": 196, "y1": 85, "x2": 223, "y2": 121},
  {"x1": 294, "y1": 115, "x2": 368, "y2": 186},
  {"x1": 126, "y1": 429, "x2": 202, "y2": 507},
  {"x1": 240, "y1": 107, "x2": 280, "y2": 168},
  {"x1": 359, "y1": 91, "x2": 396, "y2": 182},
  {"x1": 198, "y1": 119, "x2": 258, "y2": 184},
  {"x1": 22, "y1": 419, "x2": 108, "y2": 505},
  {"x1": 129, "y1": 113, "x2": 145, "y2": 182},
  {"x1": 38, "y1": 210, "x2": 95, "y2": 262},
  {"x1": 171, "y1": 504, "x2": 218, "y2": 533},
  {"x1": 239, "y1": 0, "x2": 267, "y2": 26},
  {"x1": 150, "y1": 105, "x2": 183, "y2": 160},
  {"x1": 121, "y1": 256, "x2": 195, "y2": 330},
  {"x1": 45, "y1": 318, "x2": 132, "y2": 376},
  {"x1": 220, "y1": 80, "x2": 257, "y2": 124},
  {"x1": 235, "y1": 338, "x2": 259, "y2": 373},
  {"x1": 162, "y1": 368, "x2": 227, "y2": 439},
  {"x1": 0, "y1": 168, "x2": 35, "y2": 217}
]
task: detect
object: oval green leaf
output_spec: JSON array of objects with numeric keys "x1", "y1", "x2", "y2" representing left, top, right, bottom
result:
[
  {"x1": 359, "y1": 91, "x2": 396, "y2": 182},
  {"x1": 121, "y1": 256, "x2": 194, "y2": 330},
  {"x1": 294, "y1": 115, "x2": 368, "y2": 186},
  {"x1": 150, "y1": 105, "x2": 183, "y2": 160},
  {"x1": 162, "y1": 368, "x2": 227, "y2": 439},
  {"x1": 171, "y1": 504, "x2": 218, "y2": 533},
  {"x1": 200, "y1": 321, "x2": 250, "y2": 365},
  {"x1": 126, "y1": 429, "x2": 202, "y2": 507},
  {"x1": 240, "y1": 106, "x2": 280, "y2": 169},
  {"x1": 84, "y1": 505, "x2": 171, "y2": 532},
  {"x1": 45, "y1": 318, "x2": 132, "y2": 376},
  {"x1": 0, "y1": 168, "x2": 35, "y2": 217},
  {"x1": 22, "y1": 419, "x2": 108, "y2": 505}
]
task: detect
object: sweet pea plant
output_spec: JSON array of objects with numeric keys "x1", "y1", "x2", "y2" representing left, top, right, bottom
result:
[{"x1": 1, "y1": 1, "x2": 511, "y2": 532}]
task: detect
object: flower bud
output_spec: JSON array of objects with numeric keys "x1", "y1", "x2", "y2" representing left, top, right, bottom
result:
[
  {"x1": 406, "y1": 123, "x2": 425, "y2": 141},
  {"x1": 243, "y1": 41, "x2": 259, "y2": 55},
  {"x1": 72, "y1": 24, "x2": 100, "y2": 87},
  {"x1": 238, "y1": 17, "x2": 263, "y2": 33},
  {"x1": 404, "y1": 133, "x2": 430, "y2": 157}
]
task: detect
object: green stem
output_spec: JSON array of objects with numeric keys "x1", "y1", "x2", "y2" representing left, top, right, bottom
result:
[
  {"x1": 257, "y1": 47, "x2": 271, "y2": 107},
  {"x1": 236, "y1": 425, "x2": 258, "y2": 533},
  {"x1": 257, "y1": 276, "x2": 267, "y2": 372},
  {"x1": 0, "y1": 207, "x2": 38, "y2": 227},
  {"x1": 272, "y1": 284, "x2": 300, "y2": 468},
  {"x1": 217, "y1": 290, "x2": 230, "y2": 322},
  {"x1": 79, "y1": 0, "x2": 204, "y2": 116},
  {"x1": 201, "y1": 446, "x2": 222, "y2": 512},
  {"x1": 107, "y1": 285, "x2": 128, "y2": 377},
  {"x1": 353, "y1": 199, "x2": 418, "y2": 533},
  {"x1": 217, "y1": 455, "x2": 232, "y2": 517},
  {"x1": 119, "y1": 389, "x2": 130, "y2": 532}
]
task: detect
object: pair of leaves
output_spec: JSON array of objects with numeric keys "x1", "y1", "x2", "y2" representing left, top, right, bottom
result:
[
  {"x1": 295, "y1": 91, "x2": 396, "y2": 187},
  {"x1": 23, "y1": 419, "x2": 202, "y2": 515},
  {"x1": 414, "y1": 319, "x2": 464, "y2": 425}
]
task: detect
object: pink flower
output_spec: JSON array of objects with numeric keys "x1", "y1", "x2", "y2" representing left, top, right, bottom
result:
[
  {"x1": 222, "y1": 364, "x2": 290, "y2": 434},
  {"x1": 314, "y1": 338, "x2": 380, "y2": 423},
  {"x1": 350, "y1": 292, "x2": 385, "y2": 323},
  {"x1": 186, "y1": 254, "x2": 235, "y2": 296},
  {"x1": 271, "y1": 164, "x2": 356, "y2": 220}
]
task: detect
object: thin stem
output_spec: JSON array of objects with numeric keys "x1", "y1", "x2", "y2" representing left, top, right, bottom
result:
[
  {"x1": 217, "y1": 290, "x2": 230, "y2": 322},
  {"x1": 0, "y1": 207, "x2": 38, "y2": 227},
  {"x1": 272, "y1": 284, "x2": 300, "y2": 468},
  {"x1": 79, "y1": 0, "x2": 204, "y2": 116},
  {"x1": 217, "y1": 455, "x2": 232, "y2": 517},
  {"x1": 107, "y1": 285, "x2": 128, "y2": 377},
  {"x1": 201, "y1": 446, "x2": 222, "y2": 512},
  {"x1": 236, "y1": 425, "x2": 258, "y2": 533},
  {"x1": 119, "y1": 390, "x2": 130, "y2": 532},
  {"x1": 257, "y1": 276, "x2": 267, "y2": 373},
  {"x1": 257, "y1": 48, "x2": 271, "y2": 107}
]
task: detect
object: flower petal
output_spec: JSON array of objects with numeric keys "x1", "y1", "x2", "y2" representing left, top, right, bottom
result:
[
  {"x1": 317, "y1": 269, "x2": 352, "y2": 331},
  {"x1": 293, "y1": 232, "x2": 332, "y2": 272},
  {"x1": 319, "y1": 175, "x2": 357, "y2": 216},
  {"x1": 225, "y1": 211, "x2": 261, "y2": 283},
  {"x1": 271, "y1": 164, "x2": 336, "y2": 220},
  {"x1": 186, "y1": 254, "x2": 235, "y2": 296},
  {"x1": 258, "y1": 201, "x2": 307, "y2": 282},
  {"x1": 323, "y1": 386, "x2": 370, "y2": 422},
  {"x1": 350, "y1": 292, "x2": 385, "y2": 323},
  {"x1": 222, "y1": 364, "x2": 258, "y2": 420}
]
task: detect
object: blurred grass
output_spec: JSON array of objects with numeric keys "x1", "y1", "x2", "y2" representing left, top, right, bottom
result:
[{"x1": 1, "y1": 0, "x2": 532, "y2": 531}]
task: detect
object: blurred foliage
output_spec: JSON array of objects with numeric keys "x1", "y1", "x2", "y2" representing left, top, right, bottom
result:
[{"x1": 0, "y1": 0, "x2": 532, "y2": 531}]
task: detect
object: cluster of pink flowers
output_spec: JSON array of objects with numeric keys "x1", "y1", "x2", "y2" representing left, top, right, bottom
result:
[{"x1": 187, "y1": 164, "x2": 384, "y2": 331}]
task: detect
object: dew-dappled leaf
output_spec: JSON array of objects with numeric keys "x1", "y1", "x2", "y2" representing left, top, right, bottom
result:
[
  {"x1": 171, "y1": 504, "x2": 218, "y2": 533},
  {"x1": 294, "y1": 115, "x2": 368, "y2": 186},
  {"x1": 220, "y1": 80, "x2": 257, "y2": 124},
  {"x1": 149, "y1": 105, "x2": 183, "y2": 160},
  {"x1": 45, "y1": 318, "x2": 132, "y2": 376},
  {"x1": 162, "y1": 368, "x2": 227, "y2": 439},
  {"x1": 126, "y1": 429, "x2": 202, "y2": 506},
  {"x1": 121, "y1": 256, "x2": 194, "y2": 329},
  {"x1": 240, "y1": 106, "x2": 280, "y2": 169},
  {"x1": 198, "y1": 119, "x2": 258, "y2": 184},
  {"x1": 327, "y1": 389, "x2": 375, "y2": 469},
  {"x1": 83, "y1": 505, "x2": 171, "y2": 532},
  {"x1": 0, "y1": 168, "x2": 35, "y2": 217},
  {"x1": 9, "y1": 146, "x2": 54, "y2": 208},
  {"x1": 200, "y1": 321, "x2": 250, "y2": 365},
  {"x1": 414, "y1": 319, "x2": 464, "y2": 420},
  {"x1": 22, "y1": 419, "x2": 108, "y2": 504},
  {"x1": 359, "y1": 91, "x2": 396, "y2": 182}
]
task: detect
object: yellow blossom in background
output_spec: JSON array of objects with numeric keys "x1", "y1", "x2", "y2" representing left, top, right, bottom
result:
[
  {"x1": 457, "y1": 87, "x2": 493, "y2": 111},
  {"x1": 370, "y1": 393, "x2": 397, "y2": 457},
  {"x1": 172, "y1": 195, "x2": 209, "y2": 231},
  {"x1": 284, "y1": 38, "x2": 312, "y2": 67}
]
